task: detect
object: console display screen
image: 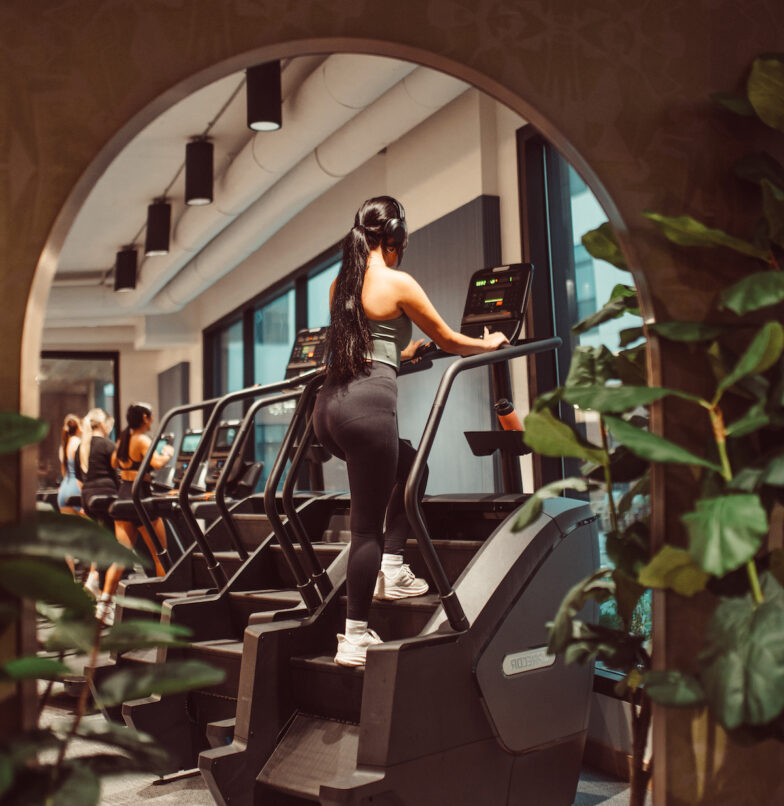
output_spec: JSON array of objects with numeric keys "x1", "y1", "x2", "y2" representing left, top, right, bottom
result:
[
  {"x1": 180, "y1": 433, "x2": 201, "y2": 455},
  {"x1": 215, "y1": 426, "x2": 237, "y2": 450}
]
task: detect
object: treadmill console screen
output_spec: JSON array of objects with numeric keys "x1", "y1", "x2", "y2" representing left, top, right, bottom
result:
[
  {"x1": 284, "y1": 327, "x2": 328, "y2": 378},
  {"x1": 214, "y1": 425, "x2": 238, "y2": 451},
  {"x1": 460, "y1": 263, "x2": 533, "y2": 342},
  {"x1": 180, "y1": 432, "x2": 201, "y2": 455}
]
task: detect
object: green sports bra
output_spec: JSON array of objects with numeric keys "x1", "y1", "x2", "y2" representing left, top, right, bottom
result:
[{"x1": 367, "y1": 314, "x2": 412, "y2": 370}]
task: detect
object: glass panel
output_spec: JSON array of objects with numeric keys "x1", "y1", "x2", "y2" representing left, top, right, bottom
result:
[
  {"x1": 307, "y1": 260, "x2": 340, "y2": 328},
  {"x1": 253, "y1": 290, "x2": 296, "y2": 386},
  {"x1": 212, "y1": 318, "x2": 245, "y2": 421},
  {"x1": 253, "y1": 289, "x2": 296, "y2": 489},
  {"x1": 565, "y1": 165, "x2": 649, "y2": 640},
  {"x1": 37, "y1": 354, "x2": 117, "y2": 490}
]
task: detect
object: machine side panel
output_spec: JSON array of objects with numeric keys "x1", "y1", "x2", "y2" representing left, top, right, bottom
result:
[{"x1": 474, "y1": 521, "x2": 598, "y2": 753}]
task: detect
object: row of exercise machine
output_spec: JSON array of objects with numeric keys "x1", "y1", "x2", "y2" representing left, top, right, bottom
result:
[{"x1": 58, "y1": 264, "x2": 600, "y2": 805}]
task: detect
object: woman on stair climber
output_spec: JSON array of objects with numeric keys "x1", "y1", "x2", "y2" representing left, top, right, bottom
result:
[{"x1": 313, "y1": 196, "x2": 508, "y2": 667}]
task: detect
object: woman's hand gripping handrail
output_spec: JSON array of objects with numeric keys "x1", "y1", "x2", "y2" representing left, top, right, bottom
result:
[{"x1": 403, "y1": 337, "x2": 562, "y2": 632}]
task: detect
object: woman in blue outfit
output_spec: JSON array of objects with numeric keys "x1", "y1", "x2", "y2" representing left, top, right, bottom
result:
[
  {"x1": 57, "y1": 413, "x2": 82, "y2": 514},
  {"x1": 313, "y1": 196, "x2": 508, "y2": 667}
]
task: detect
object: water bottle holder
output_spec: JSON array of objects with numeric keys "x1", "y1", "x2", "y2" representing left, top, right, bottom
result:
[{"x1": 463, "y1": 430, "x2": 530, "y2": 457}]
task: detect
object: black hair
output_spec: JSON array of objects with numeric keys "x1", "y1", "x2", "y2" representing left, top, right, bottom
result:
[
  {"x1": 116, "y1": 402, "x2": 152, "y2": 462},
  {"x1": 326, "y1": 196, "x2": 408, "y2": 382},
  {"x1": 60, "y1": 413, "x2": 80, "y2": 477}
]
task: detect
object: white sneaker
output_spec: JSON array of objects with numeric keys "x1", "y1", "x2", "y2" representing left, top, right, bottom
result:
[
  {"x1": 84, "y1": 572, "x2": 101, "y2": 600},
  {"x1": 95, "y1": 596, "x2": 115, "y2": 626},
  {"x1": 334, "y1": 629, "x2": 382, "y2": 667},
  {"x1": 373, "y1": 564, "x2": 429, "y2": 600}
]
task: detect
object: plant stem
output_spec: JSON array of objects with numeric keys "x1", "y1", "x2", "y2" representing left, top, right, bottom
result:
[
  {"x1": 37, "y1": 650, "x2": 67, "y2": 720},
  {"x1": 599, "y1": 416, "x2": 619, "y2": 534},
  {"x1": 746, "y1": 559, "x2": 765, "y2": 606},
  {"x1": 708, "y1": 406, "x2": 732, "y2": 482},
  {"x1": 629, "y1": 687, "x2": 653, "y2": 806},
  {"x1": 53, "y1": 616, "x2": 103, "y2": 775}
]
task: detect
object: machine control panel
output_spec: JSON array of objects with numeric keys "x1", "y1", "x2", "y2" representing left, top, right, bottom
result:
[
  {"x1": 206, "y1": 421, "x2": 240, "y2": 487},
  {"x1": 284, "y1": 327, "x2": 328, "y2": 378},
  {"x1": 171, "y1": 429, "x2": 203, "y2": 487},
  {"x1": 460, "y1": 263, "x2": 533, "y2": 342}
]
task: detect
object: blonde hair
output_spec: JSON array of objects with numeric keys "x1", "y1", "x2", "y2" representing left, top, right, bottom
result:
[{"x1": 79, "y1": 408, "x2": 113, "y2": 475}]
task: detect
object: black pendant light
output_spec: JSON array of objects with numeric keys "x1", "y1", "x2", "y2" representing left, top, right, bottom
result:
[
  {"x1": 114, "y1": 246, "x2": 137, "y2": 292},
  {"x1": 246, "y1": 61, "x2": 282, "y2": 131},
  {"x1": 185, "y1": 138, "x2": 214, "y2": 206},
  {"x1": 144, "y1": 199, "x2": 171, "y2": 256}
]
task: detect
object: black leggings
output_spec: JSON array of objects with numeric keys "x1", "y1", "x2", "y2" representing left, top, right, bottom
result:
[{"x1": 313, "y1": 362, "x2": 426, "y2": 621}]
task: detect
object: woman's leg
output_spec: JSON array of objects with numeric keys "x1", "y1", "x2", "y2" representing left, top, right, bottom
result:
[{"x1": 138, "y1": 522, "x2": 166, "y2": 577}]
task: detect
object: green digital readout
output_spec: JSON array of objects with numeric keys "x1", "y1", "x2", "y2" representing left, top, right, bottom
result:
[{"x1": 475, "y1": 279, "x2": 487, "y2": 286}]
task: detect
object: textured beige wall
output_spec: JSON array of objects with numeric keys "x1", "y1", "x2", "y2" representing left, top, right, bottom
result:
[{"x1": 2, "y1": 0, "x2": 783, "y2": 801}]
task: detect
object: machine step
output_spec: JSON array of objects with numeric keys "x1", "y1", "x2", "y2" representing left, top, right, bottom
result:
[
  {"x1": 187, "y1": 639, "x2": 244, "y2": 697},
  {"x1": 153, "y1": 587, "x2": 213, "y2": 602},
  {"x1": 257, "y1": 713, "x2": 360, "y2": 803},
  {"x1": 290, "y1": 654, "x2": 365, "y2": 724},
  {"x1": 192, "y1": 551, "x2": 246, "y2": 587},
  {"x1": 232, "y1": 513, "x2": 273, "y2": 553},
  {"x1": 228, "y1": 588, "x2": 303, "y2": 623}
]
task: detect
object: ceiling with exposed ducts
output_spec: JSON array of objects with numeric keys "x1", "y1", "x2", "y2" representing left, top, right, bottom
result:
[{"x1": 46, "y1": 54, "x2": 471, "y2": 336}]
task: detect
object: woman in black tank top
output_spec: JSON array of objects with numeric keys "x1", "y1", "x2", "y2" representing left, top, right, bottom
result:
[
  {"x1": 95, "y1": 402, "x2": 173, "y2": 623},
  {"x1": 313, "y1": 196, "x2": 508, "y2": 667}
]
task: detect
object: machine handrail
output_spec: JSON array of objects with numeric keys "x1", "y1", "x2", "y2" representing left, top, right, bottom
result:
[
  {"x1": 214, "y1": 388, "x2": 304, "y2": 562},
  {"x1": 280, "y1": 409, "x2": 332, "y2": 598},
  {"x1": 263, "y1": 372, "x2": 326, "y2": 613},
  {"x1": 131, "y1": 396, "x2": 222, "y2": 570},
  {"x1": 403, "y1": 337, "x2": 562, "y2": 632},
  {"x1": 177, "y1": 368, "x2": 322, "y2": 589}
]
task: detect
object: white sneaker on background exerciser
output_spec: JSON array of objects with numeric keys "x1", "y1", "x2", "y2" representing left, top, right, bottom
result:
[
  {"x1": 334, "y1": 628, "x2": 382, "y2": 667},
  {"x1": 373, "y1": 564, "x2": 429, "y2": 600}
]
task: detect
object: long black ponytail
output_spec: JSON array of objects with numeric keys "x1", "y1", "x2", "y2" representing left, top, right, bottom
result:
[
  {"x1": 116, "y1": 402, "x2": 152, "y2": 462},
  {"x1": 326, "y1": 196, "x2": 408, "y2": 382}
]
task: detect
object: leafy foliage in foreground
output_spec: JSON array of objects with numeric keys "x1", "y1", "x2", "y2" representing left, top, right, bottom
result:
[{"x1": 0, "y1": 413, "x2": 225, "y2": 806}]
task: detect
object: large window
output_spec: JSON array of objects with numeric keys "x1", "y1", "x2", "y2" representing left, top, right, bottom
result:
[{"x1": 203, "y1": 246, "x2": 342, "y2": 492}]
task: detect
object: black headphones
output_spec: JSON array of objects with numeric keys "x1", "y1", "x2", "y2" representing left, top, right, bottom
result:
[{"x1": 383, "y1": 198, "x2": 407, "y2": 248}]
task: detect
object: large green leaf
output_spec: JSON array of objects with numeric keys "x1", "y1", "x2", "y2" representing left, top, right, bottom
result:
[
  {"x1": 581, "y1": 222, "x2": 628, "y2": 269},
  {"x1": 719, "y1": 271, "x2": 784, "y2": 315},
  {"x1": 643, "y1": 669, "x2": 706, "y2": 707},
  {"x1": 0, "y1": 560, "x2": 93, "y2": 614},
  {"x1": 0, "y1": 755, "x2": 13, "y2": 799},
  {"x1": 726, "y1": 399, "x2": 771, "y2": 438},
  {"x1": 560, "y1": 621, "x2": 645, "y2": 671},
  {"x1": 0, "y1": 656, "x2": 70, "y2": 682},
  {"x1": 112, "y1": 595, "x2": 164, "y2": 614},
  {"x1": 717, "y1": 322, "x2": 784, "y2": 397},
  {"x1": 649, "y1": 321, "x2": 726, "y2": 342},
  {"x1": 644, "y1": 212, "x2": 770, "y2": 260},
  {"x1": 74, "y1": 721, "x2": 169, "y2": 773},
  {"x1": 612, "y1": 568, "x2": 646, "y2": 630},
  {"x1": 101, "y1": 619, "x2": 192, "y2": 652},
  {"x1": 699, "y1": 575, "x2": 784, "y2": 728},
  {"x1": 728, "y1": 466, "x2": 765, "y2": 492},
  {"x1": 638, "y1": 545, "x2": 710, "y2": 596},
  {"x1": 511, "y1": 477, "x2": 589, "y2": 532},
  {"x1": 547, "y1": 568, "x2": 614, "y2": 655},
  {"x1": 762, "y1": 179, "x2": 784, "y2": 247},
  {"x1": 0, "y1": 412, "x2": 49, "y2": 454},
  {"x1": 614, "y1": 346, "x2": 648, "y2": 386},
  {"x1": 710, "y1": 91, "x2": 756, "y2": 117},
  {"x1": 734, "y1": 152, "x2": 784, "y2": 192},
  {"x1": 97, "y1": 660, "x2": 226, "y2": 706},
  {"x1": 562, "y1": 385, "x2": 701, "y2": 413},
  {"x1": 605, "y1": 523, "x2": 650, "y2": 577},
  {"x1": 564, "y1": 345, "x2": 617, "y2": 387},
  {"x1": 619, "y1": 326, "x2": 645, "y2": 347},
  {"x1": 0, "y1": 511, "x2": 144, "y2": 569},
  {"x1": 603, "y1": 415, "x2": 721, "y2": 473},
  {"x1": 51, "y1": 761, "x2": 100, "y2": 806},
  {"x1": 44, "y1": 618, "x2": 97, "y2": 654},
  {"x1": 572, "y1": 296, "x2": 640, "y2": 335},
  {"x1": 683, "y1": 494, "x2": 768, "y2": 577},
  {"x1": 523, "y1": 409, "x2": 607, "y2": 465},
  {"x1": 748, "y1": 56, "x2": 784, "y2": 132},
  {"x1": 761, "y1": 453, "x2": 784, "y2": 486}
]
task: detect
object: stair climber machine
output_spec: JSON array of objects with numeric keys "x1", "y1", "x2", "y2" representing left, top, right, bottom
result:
[
  {"x1": 110, "y1": 327, "x2": 361, "y2": 764},
  {"x1": 198, "y1": 263, "x2": 601, "y2": 806}
]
